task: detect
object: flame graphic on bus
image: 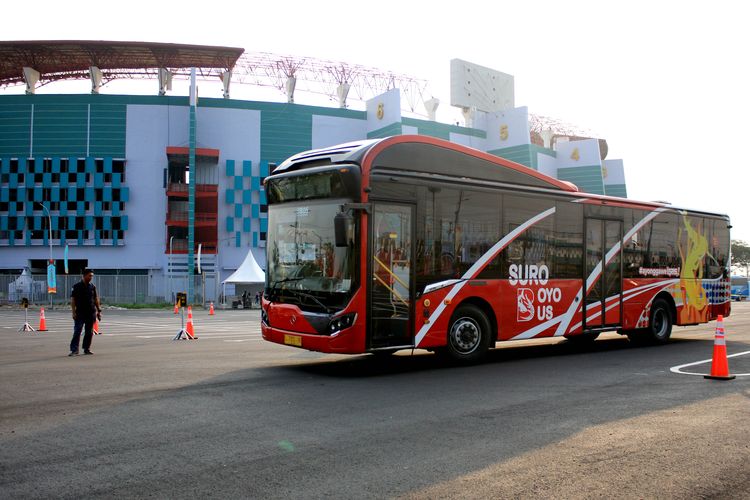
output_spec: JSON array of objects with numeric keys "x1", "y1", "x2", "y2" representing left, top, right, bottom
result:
[
  {"x1": 517, "y1": 288, "x2": 535, "y2": 322},
  {"x1": 678, "y1": 214, "x2": 709, "y2": 324}
]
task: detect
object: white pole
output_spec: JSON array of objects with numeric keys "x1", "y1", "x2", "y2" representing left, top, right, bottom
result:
[
  {"x1": 37, "y1": 202, "x2": 53, "y2": 309},
  {"x1": 169, "y1": 236, "x2": 174, "y2": 303}
]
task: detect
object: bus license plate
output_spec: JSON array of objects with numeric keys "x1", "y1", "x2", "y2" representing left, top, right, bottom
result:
[{"x1": 284, "y1": 334, "x2": 302, "y2": 347}]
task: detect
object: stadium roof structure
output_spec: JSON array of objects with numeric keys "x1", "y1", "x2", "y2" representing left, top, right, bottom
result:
[
  {"x1": 0, "y1": 40, "x2": 244, "y2": 87},
  {"x1": 0, "y1": 39, "x2": 431, "y2": 111}
]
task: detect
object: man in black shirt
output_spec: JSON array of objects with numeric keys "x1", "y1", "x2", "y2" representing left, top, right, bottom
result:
[{"x1": 69, "y1": 269, "x2": 102, "y2": 356}]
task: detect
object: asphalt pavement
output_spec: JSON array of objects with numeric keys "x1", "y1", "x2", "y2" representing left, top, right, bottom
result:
[{"x1": 1, "y1": 304, "x2": 748, "y2": 498}]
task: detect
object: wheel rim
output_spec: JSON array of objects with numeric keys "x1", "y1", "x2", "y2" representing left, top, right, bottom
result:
[
  {"x1": 653, "y1": 308, "x2": 668, "y2": 338},
  {"x1": 449, "y1": 317, "x2": 481, "y2": 354}
]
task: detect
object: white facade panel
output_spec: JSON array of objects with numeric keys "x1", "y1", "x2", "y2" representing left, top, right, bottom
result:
[
  {"x1": 196, "y1": 107, "x2": 263, "y2": 275},
  {"x1": 366, "y1": 88, "x2": 401, "y2": 133},
  {"x1": 449, "y1": 132, "x2": 486, "y2": 151},
  {"x1": 312, "y1": 115, "x2": 367, "y2": 148},
  {"x1": 485, "y1": 106, "x2": 530, "y2": 150},
  {"x1": 401, "y1": 125, "x2": 419, "y2": 135},
  {"x1": 603, "y1": 159, "x2": 626, "y2": 185},
  {"x1": 555, "y1": 138, "x2": 602, "y2": 169},
  {"x1": 537, "y1": 152, "x2": 558, "y2": 179}
]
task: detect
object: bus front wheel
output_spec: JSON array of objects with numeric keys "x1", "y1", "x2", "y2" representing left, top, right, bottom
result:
[{"x1": 441, "y1": 304, "x2": 491, "y2": 364}]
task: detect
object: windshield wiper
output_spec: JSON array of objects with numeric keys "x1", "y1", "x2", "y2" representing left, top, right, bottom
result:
[
  {"x1": 270, "y1": 276, "x2": 305, "y2": 289},
  {"x1": 267, "y1": 277, "x2": 305, "y2": 301},
  {"x1": 294, "y1": 290, "x2": 332, "y2": 314}
]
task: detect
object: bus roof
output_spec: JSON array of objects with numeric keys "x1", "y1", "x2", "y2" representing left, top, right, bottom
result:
[{"x1": 274, "y1": 135, "x2": 729, "y2": 220}]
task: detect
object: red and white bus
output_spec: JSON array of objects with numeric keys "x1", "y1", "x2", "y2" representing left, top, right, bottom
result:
[{"x1": 261, "y1": 136, "x2": 731, "y2": 362}]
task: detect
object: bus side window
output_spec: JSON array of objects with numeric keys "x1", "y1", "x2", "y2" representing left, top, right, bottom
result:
[
  {"x1": 502, "y1": 195, "x2": 554, "y2": 276},
  {"x1": 554, "y1": 202, "x2": 583, "y2": 279}
]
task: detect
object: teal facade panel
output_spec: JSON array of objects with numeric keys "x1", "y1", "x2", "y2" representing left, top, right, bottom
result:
[
  {"x1": 367, "y1": 122, "x2": 402, "y2": 139},
  {"x1": 33, "y1": 102, "x2": 88, "y2": 156},
  {"x1": 0, "y1": 103, "x2": 31, "y2": 156},
  {"x1": 488, "y1": 145, "x2": 534, "y2": 168},
  {"x1": 604, "y1": 184, "x2": 628, "y2": 198},
  {"x1": 261, "y1": 106, "x2": 312, "y2": 164},
  {"x1": 89, "y1": 103, "x2": 126, "y2": 157},
  {"x1": 557, "y1": 165, "x2": 605, "y2": 195}
]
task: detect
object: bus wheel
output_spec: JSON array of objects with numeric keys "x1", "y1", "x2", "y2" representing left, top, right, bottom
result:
[
  {"x1": 628, "y1": 299, "x2": 672, "y2": 345},
  {"x1": 443, "y1": 304, "x2": 491, "y2": 363}
]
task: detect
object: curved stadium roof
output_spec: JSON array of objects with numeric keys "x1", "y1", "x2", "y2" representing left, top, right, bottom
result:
[{"x1": 0, "y1": 40, "x2": 244, "y2": 86}]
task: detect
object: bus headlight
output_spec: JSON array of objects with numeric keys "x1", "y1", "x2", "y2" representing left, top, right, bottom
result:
[
  {"x1": 261, "y1": 308, "x2": 270, "y2": 326},
  {"x1": 328, "y1": 313, "x2": 356, "y2": 335}
]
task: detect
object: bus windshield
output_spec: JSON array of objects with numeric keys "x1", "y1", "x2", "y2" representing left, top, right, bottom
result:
[{"x1": 266, "y1": 199, "x2": 356, "y2": 310}]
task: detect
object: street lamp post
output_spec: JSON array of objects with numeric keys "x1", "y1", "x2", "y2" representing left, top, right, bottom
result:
[{"x1": 37, "y1": 202, "x2": 53, "y2": 308}]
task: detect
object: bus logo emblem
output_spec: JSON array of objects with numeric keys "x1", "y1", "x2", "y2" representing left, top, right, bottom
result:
[{"x1": 517, "y1": 288, "x2": 535, "y2": 322}]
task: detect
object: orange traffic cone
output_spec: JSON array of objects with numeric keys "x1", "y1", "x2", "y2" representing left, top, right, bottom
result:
[
  {"x1": 209, "y1": 302, "x2": 215, "y2": 316},
  {"x1": 186, "y1": 306, "x2": 196, "y2": 339},
  {"x1": 174, "y1": 302, "x2": 179, "y2": 314},
  {"x1": 38, "y1": 307, "x2": 48, "y2": 331},
  {"x1": 93, "y1": 318, "x2": 100, "y2": 335},
  {"x1": 704, "y1": 315, "x2": 735, "y2": 380}
]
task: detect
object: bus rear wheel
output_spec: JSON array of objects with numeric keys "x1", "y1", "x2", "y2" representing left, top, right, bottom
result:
[
  {"x1": 441, "y1": 304, "x2": 491, "y2": 364},
  {"x1": 627, "y1": 298, "x2": 673, "y2": 345}
]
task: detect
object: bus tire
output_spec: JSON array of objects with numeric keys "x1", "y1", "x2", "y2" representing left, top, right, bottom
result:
[
  {"x1": 441, "y1": 304, "x2": 491, "y2": 364},
  {"x1": 628, "y1": 298, "x2": 673, "y2": 345}
]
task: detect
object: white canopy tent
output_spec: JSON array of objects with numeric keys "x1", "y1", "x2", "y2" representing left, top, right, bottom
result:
[
  {"x1": 222, "y1": 249, "x2": 265, "y2": 307},
  {"x1": 223, "y1": 249, "x2": 265, "y2": 284}
]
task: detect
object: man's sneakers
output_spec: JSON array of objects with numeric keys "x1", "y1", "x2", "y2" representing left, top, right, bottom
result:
[
  {"x1": 68, "y1": 350, "x2": 94, "y2": 356},
  {"x1": 83, "y1": 350, "x2": 93, "y2": 355},
  {"x1": 68, "y1": 351, "x2": 79, "y2": 357}
]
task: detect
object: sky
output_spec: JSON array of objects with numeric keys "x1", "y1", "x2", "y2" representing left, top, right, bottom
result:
[{"x1": 3, "y1": 0, "x2": 749, "y2": 243}]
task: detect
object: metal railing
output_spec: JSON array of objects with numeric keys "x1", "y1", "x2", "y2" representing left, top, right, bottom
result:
[{"x1": 0, "y1": 273, "x2": 219, "y2": 306}]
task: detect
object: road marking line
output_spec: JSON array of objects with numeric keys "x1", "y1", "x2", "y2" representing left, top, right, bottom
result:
[
  {"x1": 670, "y1": 350, "x2": 750, "y2": 377},
  {"x1": 136, "y1": 334, "x2": 259, "y2": 339}
]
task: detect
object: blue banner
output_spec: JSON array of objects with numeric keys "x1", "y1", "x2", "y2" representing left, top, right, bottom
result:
[
  {"x1": 47, "y1": 262, "x2": 57, "y2": 294},
  {"x1": 64, "y1": 245, "x2": 69, "y2": 274}
]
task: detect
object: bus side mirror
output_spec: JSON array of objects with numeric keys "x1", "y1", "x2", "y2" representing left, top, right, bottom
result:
[{"x1": 334, "y1": 211, "x2": 353, "y2": 247}]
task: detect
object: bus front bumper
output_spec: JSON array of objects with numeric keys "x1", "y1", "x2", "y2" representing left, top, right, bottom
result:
[{"x1": 261, "y1": 323, "x2": 365, "y2": 354}]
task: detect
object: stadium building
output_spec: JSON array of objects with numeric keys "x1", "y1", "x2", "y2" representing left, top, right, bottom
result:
[{"x1": 0, "y1": 41, "x2": 628, "y2": 304}]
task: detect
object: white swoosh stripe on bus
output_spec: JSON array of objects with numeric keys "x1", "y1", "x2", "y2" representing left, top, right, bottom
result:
[
  {"x1": 512, "y1": 207, "x2": 670, "y2": 341},
  {"x1": 414, "y1": 207, "x2": 557, "y2": 348},
  {"x1": 512, "y1": 278, "x2": 680, "y2": 340},
  {"x1": 568, "y1": 280, "x2": 679, "y2": 332},
  {"x1": 556, "y1": 207, "x2": 670, "y2": 337}
]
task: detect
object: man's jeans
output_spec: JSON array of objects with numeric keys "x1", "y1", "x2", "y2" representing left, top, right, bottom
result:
[{"x1": 70, "y1": 314, "x2": 95, "y2": 353}]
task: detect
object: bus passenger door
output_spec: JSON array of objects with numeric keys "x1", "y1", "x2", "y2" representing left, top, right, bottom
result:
[
  {"x1": 369, "y1": 203, "x2": 414, "y2": 349},
  {"x1": 584, "y1": 219, "x2": 623, "y2": 329}
]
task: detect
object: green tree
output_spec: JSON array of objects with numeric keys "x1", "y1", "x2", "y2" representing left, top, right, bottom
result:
[{"x1": 731, "y1": 240, "x2": 750, "y2": 276}]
